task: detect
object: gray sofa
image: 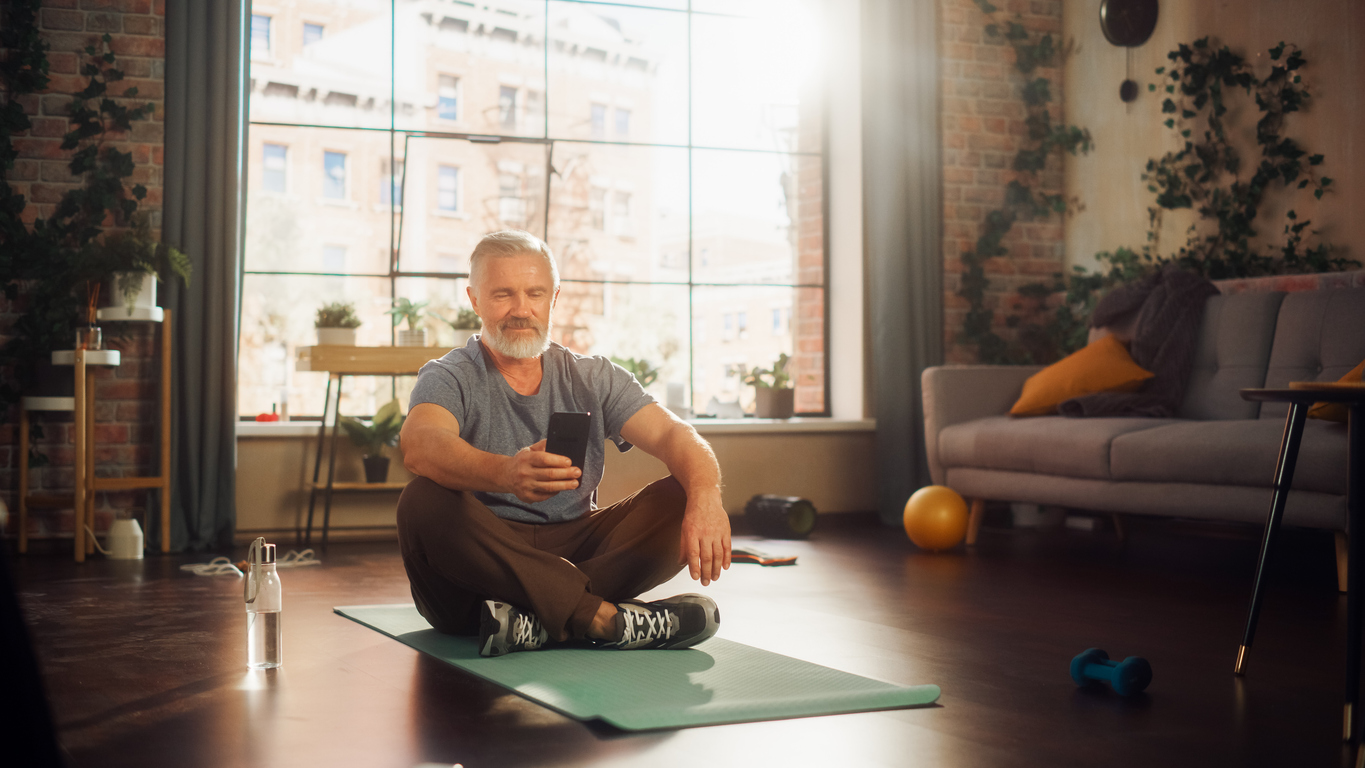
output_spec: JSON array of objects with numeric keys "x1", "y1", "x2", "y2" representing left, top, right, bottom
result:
[{"x1": 922, "y1": 288, "x2": 1365, "y2": 584}]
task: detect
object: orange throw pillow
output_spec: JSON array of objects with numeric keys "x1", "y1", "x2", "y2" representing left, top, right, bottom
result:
[
  {"x1": 1010, "y1": 335, "x2": 1155, "y2": 417},
  {"x1": 1308, "y1": 358, "x2": 1365, "y2": 423}
]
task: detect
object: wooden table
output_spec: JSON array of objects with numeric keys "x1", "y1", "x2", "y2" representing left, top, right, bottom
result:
[
  {"x1": 294, "y1": 345, "x2": 441, "y2": 547},
  {"x1": 1237, "y1": 384, "x2": 1365, "y2": 755}
]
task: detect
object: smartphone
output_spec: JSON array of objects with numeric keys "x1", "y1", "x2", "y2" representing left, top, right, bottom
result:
[{"x1": 545, "y1": 411, "x2": 591, "y2": 472}]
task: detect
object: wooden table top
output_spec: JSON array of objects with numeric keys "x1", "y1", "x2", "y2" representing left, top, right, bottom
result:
[
  {"x1": 1241, "y1": 385, "x2": 1365, "y2": 404},
  {"x1": 295, "y1": 345, "x2": 445, "y2": 375}
]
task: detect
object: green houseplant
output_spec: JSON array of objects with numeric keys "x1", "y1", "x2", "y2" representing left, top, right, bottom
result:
[
  {"x1": 1, "y1": 24, "x2": 189, "y2": 407},
  {"x1": 440, "y1": 306, "x2": 481, "y2": 348},
  {"x1": 743, "y1": 353, "x2": 794, "y2": 419},
  {"x1": 339, "y1": 399, "x2": 405, "y2": 483},
  {"x1": 610, "y1": 356, "x2": 660, "y2": 388},
  {"x1": 387, "y1": 297, "x2": 429, "y2": 347},
  {"x1": 315, "y1": 301, "x2": 362, "y2": 346}
]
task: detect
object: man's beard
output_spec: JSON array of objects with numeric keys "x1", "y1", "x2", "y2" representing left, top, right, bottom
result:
[{"x1": 483, "y1": 315, "x2": 552, "y2": 359}]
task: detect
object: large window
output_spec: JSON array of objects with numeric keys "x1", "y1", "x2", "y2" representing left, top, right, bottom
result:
[{"x1": 242, "y1": 0, "x2": 826, "y2": 420}]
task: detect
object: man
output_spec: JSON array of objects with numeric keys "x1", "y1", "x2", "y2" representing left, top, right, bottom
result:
[{"x1": 397, "y1": 230, "x2": 731, "y2": 657}]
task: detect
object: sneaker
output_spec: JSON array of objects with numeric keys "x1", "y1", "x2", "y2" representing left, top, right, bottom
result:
[
  {"x1": 606, "y1": 593, "x2": 720, "y2": 650},
  {"x1": 479, "y1": 600, "x2": 549, "y2": 657}
]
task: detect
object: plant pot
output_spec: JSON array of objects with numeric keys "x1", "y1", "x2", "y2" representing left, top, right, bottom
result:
[
  {"x1": 106, "y1": 271, "x2": 157, "y2": 312},
  {"x1": 316, "y1": 327, "x2": 357, "y2": 346},
  {"x1": 754, "y1": 387, "x2": 795, "y2": 419},
  {"x1": 362, "y1": 455, "x2": 391, "y2": 483},
  {"x1": 449, "y1": 329, "x2": 479, "y2": 349},
  {"x1": 398, "y1": 329, "x2": 428, "y2": 347}
]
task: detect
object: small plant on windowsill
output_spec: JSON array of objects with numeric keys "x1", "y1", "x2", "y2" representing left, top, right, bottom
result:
[
  {"x1": 339, "y1": 399, "x2": 404, "y2": 483},
  {"x1": 610, "y1": 356, "x2": 660, "y2": 389},
  {"x1": 387, "y1": 298, "x2": 429, "y2": 346},
  {"x1": 439, "y1": 306, "x2": 482, "y2": 348},
  {"x1": 742, "y1": 353, "x2": 794, "y2": 419},
  {"x1": 315, "y1": 301, "x2": 361, "y2": 346}
]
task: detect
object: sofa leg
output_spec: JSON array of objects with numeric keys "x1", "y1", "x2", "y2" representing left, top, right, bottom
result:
[
  {"x1": 1336, "y1": 532, "x2": 1349, "y2": 594},
  {"x1": 1112, "y1": 513, "x2": 1126, "y2": 543},
  {"x1": 966, "y1": 498, "x2": 985, "y2": 546}
]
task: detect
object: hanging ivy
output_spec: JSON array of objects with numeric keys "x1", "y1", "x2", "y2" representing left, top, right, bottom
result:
[
  {"x1": 957, "y1": 1, "x2": 1092, "y2": 365},
  {"x1": 966, "y1": 31, "x2": 1357, "y2": 365}
]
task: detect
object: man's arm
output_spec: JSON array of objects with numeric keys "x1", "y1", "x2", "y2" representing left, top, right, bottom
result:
[
  {"x1": 400, "y1": 402, "x2": 580, "y2": 503},
  {"x1": 619, "y1": 404, "x2": 731, "y2": 586}
]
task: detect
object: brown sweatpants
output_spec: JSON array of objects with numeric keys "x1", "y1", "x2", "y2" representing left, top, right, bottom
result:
[{"x1": 396, "y1": 475, "x2": 688, "y2": 641}]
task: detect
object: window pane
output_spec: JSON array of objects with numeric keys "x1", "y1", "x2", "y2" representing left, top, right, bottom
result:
[
  {"x1": 691, "y1": 150, "x2": 823, "y2": 285},
  {"x1": 691, "y1": 285, "x2": 824, "y2": 415},
  {"x1": 245, "y1": 126, "x2": 391, "y2": 275},
  {"x1": 323, "y1": 151, "x2": 347, "y2": 199},
  {"x1": 251, "y1": 14, "x2": 272, "y2": 55},
  {"x1": 248, "y1": 2, "x2": 391, "y2": 130},
  {"x1": 548, "y1": 2, "x2": 687, "y2": 146},
  {"x1": 238, "y1": 274, "x2": 397, "y2": 419},
  {"x1": 262, "y1": 143, "x2": 287, "y2": 193},
  {"x1": 550, "y1": 282, "x2": 690, "y2": 405},
  {"x1": 397, "y1": 0, "x2": 546, "y2": 136},
  {"x1": 380, "y1": 158, "x2": 403, "y2": 207},
  {"x1": 546, "y1": 142, "x2": 688, "y2": 284},
  {"x1": 691, "y1": 3, "x2": 823, "y2": 152},
  {"x1": 396, "y1": 136, "x2": 549, "y2": 275}
]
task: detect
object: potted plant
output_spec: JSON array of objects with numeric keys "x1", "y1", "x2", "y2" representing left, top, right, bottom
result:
[
  {"x1": 441, "y1": 307, "x2": 482, "y2": 348},
  {"x1": 99, "y1": 214, "x2": 192, "y2": 315},
  {"x1": 387, "y1": 298, "x2": 429, "y2": 346},
  {"x1": 339, "y1": 399, "x2": 405, "y2": 483},
  {"x1": 315, "y1": 301, "x2": 362, "y2": 346},
  {"x1": 743, "y1": 353, "x2": 795, "y2": 419},
  {"x1": 610, "y1": 356, "x2": 660, "y2": 388}
]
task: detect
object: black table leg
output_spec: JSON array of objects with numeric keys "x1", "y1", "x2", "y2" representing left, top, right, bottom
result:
[
  {"x1": 1236, "y1": 402, "x2": 1308, "y2": 676},
  {"x1": 321, "y1": 375, "x2": 344, "y2": 551},
  {"x1": 1346, "y1": 404, "x2": 1364, "y2": 746},
  {"x1": 302, "y1": 376, "x2": 334, "y2": 547}
]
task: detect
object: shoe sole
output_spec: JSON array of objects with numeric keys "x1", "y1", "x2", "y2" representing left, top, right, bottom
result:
[{"x1": 479, "y1": 600, "x2": 510, "y2": 657}]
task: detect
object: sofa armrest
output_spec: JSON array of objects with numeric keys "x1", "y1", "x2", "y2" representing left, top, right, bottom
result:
[{"x1": 921, "y1": 365, "x2": 1042, "y2": 485}]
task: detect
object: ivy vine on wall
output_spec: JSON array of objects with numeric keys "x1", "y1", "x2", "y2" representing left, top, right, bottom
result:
[
  {"x1": 957, "y1": 0, "x2": 1092, "y2": 365},
  {"x1": 958, "y1": 8, "x2": 1357, "y2": 365}
]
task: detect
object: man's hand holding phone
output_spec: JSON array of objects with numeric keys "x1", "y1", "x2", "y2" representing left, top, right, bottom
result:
[{"x1": 505, "y1": 440, "x2": 580, "y2": 503}]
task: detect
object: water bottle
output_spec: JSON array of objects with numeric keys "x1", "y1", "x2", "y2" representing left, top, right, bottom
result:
[{"x1": 245, "y1": 537, "x2": 282, "y2": 669}]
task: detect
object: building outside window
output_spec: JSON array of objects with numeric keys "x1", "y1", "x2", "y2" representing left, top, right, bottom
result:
[
  {"x1": 262, "y1": 143, "x2": 287, "y2": 193},
  {"x1": 322, "y1": 151, "x2": 346, "y2": 199},
  {"x1": 322, "y1": 245, "x2": 346, "y2": 272},
  {"x1": 250, "y1": 14, "x2": 271, "y2": 57},
  {"x1": 380, "y1": 159, "x2": 403, "y2": 206},
  {"x1": 498, "y1": 86, "x2": 517, "y2": 131},
  {"x1": 438, "y1": 165, "x2": 459, "y2": 212},
  {"x1": 240, "y1": 1, "x2": 828, "y2": 420},
  {"x1": 438, "y1": 75, "x2": 459, "y2": 121},
  {"x1": 590, "y1": 103, "x2": 607, "y2": 139}
]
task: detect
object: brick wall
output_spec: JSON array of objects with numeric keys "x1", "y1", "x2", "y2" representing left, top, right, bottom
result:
[
  {"x1": 940, "y1": 0, "x2": 1066, "y2": 363},
  {"x1": 1, "y1": 0, "x2": 167, "y2": 542}
]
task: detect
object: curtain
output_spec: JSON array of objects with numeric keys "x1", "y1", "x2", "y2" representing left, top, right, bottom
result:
[
  {"x1": 160, "y1": 0, "x2": 247, "y2": 550},
  {"x1": 862, "y1": 0, "x2": 944, "y2": 525}
]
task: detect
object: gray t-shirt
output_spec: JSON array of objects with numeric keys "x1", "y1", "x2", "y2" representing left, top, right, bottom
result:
[{"x1": 408, "y1": 336, "x2": 656, "y2": 523}]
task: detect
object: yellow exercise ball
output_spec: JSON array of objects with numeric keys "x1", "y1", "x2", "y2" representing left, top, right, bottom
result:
[{"x1": 903, "y1": 485, "x2": 969, "y2": 551}]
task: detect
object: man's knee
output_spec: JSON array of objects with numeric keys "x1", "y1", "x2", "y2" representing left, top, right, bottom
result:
[{"x1": 649, "y1": 475, "x2": 688, "y2": 515}]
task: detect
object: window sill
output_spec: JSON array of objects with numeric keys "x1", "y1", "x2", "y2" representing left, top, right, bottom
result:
[{"x1": 236, "y1": 417, "x2": 874, "y2": 439}]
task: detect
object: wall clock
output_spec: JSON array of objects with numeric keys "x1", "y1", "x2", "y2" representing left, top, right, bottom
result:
[{"x1": 1099, "y1": 0, "x2": 1159, "y2": 102}]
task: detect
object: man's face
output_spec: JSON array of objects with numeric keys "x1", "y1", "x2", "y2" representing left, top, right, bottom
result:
[{"x1": 468, "y1": 252, "x2": 559, "y2": 359}]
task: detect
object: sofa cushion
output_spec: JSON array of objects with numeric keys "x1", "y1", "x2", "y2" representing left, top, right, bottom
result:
[
  {"x1": 1177, "y1": 292, "x2": 1285, "y2": 421},
  {"x1": 939, "y1": 416, "x2": 1180, "y2": 480},
  {"x1": 1009, "y1": 335, "x2": 1154, "y2": 416},
  {"x1": 1309, "y1": 358, "x2": 1365, "y2": 423},
  {"x1": 1262, "y1": 289, "x2": 1365, "y2": 420},
  {"x1": 1110, "y1": 418, "x2": 1347, "y2": 495}
]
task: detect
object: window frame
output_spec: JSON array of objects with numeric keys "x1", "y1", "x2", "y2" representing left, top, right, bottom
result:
[{"x1": 240, "y1": 0, "x2": 839, "y2": 421}]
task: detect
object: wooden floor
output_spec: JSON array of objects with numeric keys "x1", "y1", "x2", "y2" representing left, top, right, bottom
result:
[{"x1": 9, "y1": 512, "x2": 1361, "y2": 767}]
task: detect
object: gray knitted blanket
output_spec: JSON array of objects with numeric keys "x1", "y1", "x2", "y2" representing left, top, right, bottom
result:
[{"x1": 1058, "y1": 266, "x2": 1217, "y2": 418}]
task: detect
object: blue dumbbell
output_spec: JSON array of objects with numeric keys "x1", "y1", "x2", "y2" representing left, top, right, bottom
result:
[{"x1": 1070, "y1": 648, "x2": 1152, "y2": 696}]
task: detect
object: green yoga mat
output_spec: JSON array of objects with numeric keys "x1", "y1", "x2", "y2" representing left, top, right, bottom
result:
[{"x1": 335, "y1": 604, "x2": 940, "y2": 730}]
